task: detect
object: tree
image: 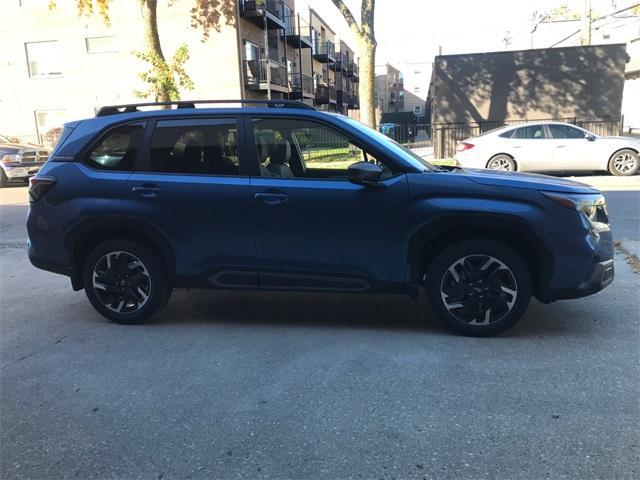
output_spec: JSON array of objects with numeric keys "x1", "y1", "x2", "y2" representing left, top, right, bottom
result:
[
  {"x1": 54, "y1": 0, "x2": 236, "y2": 101},
  {"x1": 330, "y1": 0, "x2": 377, "y2": 129}
]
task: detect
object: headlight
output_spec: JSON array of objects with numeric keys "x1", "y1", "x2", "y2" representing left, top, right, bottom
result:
[{"x1": 542, "y1": 191, "x2": 610, "y2": 238}]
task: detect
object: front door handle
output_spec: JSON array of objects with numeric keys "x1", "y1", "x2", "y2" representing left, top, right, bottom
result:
[
  {"x1": 254, "y1": 192, "x2": 289, "y2": 205},
  {"x1": 132, "y1": 184, "x2": 162, "y2": 198},
  {"x1": 556, "y1": 145, "x2": 566, "y2": 148}
]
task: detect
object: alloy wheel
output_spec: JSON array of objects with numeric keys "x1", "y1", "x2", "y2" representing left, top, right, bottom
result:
[
  {"x1": 92, "y1": 251, "x2": 151, "y2": 314},
  {"x1": 613, "y1": 152, "x2": 638, "y2": 174},
  {"x1": 487, "y1": 157, "x2": 513, "y2": 171},
  {"x1": 440, "y1": 254, "x2": 518, "y2": 325}
]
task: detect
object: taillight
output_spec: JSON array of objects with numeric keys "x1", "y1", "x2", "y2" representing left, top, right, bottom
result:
[
  {"x1": 461, "y1": 142, "x2": 475, "y2": 151},
  {"x1": 28, "y1": 176, "x2": 57, "y2": 202}
]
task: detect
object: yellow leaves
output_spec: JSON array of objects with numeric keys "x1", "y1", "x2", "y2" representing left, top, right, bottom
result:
[{"x1": 76, "y1": 0, "x2": 111, "y2": 26}]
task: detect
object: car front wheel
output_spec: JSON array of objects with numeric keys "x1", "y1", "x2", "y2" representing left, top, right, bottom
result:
[
  {"x1": 82, "y1": 239, "x2": 169, "y2": 324},
  {"x1": 608, "y1": 149, "x2": 639, "y2": 176},
  {"x1": 425, "y1": 240, "x2": 532, "y2": 336}
]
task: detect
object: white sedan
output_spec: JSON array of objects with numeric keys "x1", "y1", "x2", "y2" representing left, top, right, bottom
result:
[{"x1": 456, "y1": 122, "x2": 640, "y2": 176}]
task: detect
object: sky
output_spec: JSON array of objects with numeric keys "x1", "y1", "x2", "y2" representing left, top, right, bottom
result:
[{"x1": 301, "y1": 0, "x2": 638, "y2": 67}]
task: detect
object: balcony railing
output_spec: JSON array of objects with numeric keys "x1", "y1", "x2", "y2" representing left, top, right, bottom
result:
[
  {"x1": 313, "y1": 41, "x2": 336, "y2": 63},
  {"x1": 347, "y1": 61, "x2": 359, "y2": 78},
  {"x1": 315, "y1": 82, "x2": 337, "y2": 104},
  {"x1": 283, "y1": 15, "x2": 313, "y2": 49},
  {"x1": 241, "y1": 0, "x2": 285, "y2": 29},
  {"x1": 244, "y1": 59, "x2": 288, "y2": 91},
  {"x1": 289, "y1": 72, "x2": 314, "y2": 99}
]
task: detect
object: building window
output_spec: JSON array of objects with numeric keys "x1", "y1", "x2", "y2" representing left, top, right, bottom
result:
[
  {"x1": 414, "y1": 105, "x2": 422, "y2": 115},
  {"x1": 86, "y1": 36, "x2": 117, "y2": 54},
  {"x1": 25, "y1": 41, "x2": 62, "y2": 78},
  {"x1": 34, "y1": 109, "x2": 66, "y2": 141},
  {"x1": 413, "y1": 86, "x2": 421, "y2": 93}
]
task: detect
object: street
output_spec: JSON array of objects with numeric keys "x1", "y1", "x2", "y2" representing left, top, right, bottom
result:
[{"x1": 1, "y1": 177, "x2": 639, "y2": 479}]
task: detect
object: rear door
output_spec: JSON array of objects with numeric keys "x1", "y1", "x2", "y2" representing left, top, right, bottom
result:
[
  {"x1": 123, "y1": 116, "x2": 257, "y2": 288},
  {"x1": 508, "y1": 124, "x2": 553, "y2": 171}
]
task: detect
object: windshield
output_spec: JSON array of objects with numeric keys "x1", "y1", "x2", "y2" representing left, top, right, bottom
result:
[{"x1": 340, "y1": 116, "x2": 436, "y2": 171}]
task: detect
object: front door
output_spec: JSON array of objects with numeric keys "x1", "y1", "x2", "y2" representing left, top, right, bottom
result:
[
  {"x1": 547, "y1": 123, "x2": 601, "y2": 171},
  {"x1": 249, "y1": 117, "x2": 409, "y2": 292},
  {"x1": 124, "y1": 117, "x2": 257, "y2": 288}
]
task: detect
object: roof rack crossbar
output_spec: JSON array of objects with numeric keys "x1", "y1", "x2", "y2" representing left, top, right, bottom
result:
[{"x1": 96, "y1": 99, "x2": 316, "y2": 117}]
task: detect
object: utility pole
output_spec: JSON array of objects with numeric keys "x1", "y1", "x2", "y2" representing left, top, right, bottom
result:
[{"x1": 581, "y1": 0, "x2": 592, "y2": 46}]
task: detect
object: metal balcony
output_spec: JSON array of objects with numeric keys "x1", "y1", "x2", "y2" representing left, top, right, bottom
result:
[
  {"x1": 244, "y1": 59, "x2": 289, "y2": 93},
  {"x1": 240, "y1": 0, "x2": 286, "y2": 30},
  {"x1": 313, "y1": 41, "x2": 336, "y2": 64},
  {"x1": 314, "y1": 83, "x2": 337, "y2": 105},
  {"x1": 289, "y1": 72, "x2": 314, "y2": 99},
  {"x1": 283, "y1": 15, "x2": 313, "y2": 49}
]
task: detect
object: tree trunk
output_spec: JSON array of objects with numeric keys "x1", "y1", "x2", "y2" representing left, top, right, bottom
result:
[
  {"x1": 357, "y1": 36, "x2": 377, "y2": 129},
  {"x1": 139, "y1": 0, "x2": 170, "y2": 102}
]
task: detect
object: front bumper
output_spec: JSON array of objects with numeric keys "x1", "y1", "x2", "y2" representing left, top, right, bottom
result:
[
  {"x1": 4, "y1": 164, "x2": 41, "y2": 179},
  {"x1": 545, "y1": 258, "x2": 614, "y2": 301}
]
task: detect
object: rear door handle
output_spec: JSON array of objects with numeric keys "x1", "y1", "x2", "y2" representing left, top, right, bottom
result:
[
  {"x1": 254, "y1": 192, "x2": 289, "y2": 205},
  {"x1": 556, "y1": 145, "x2": 566, "y2": 148},
  {"x1": 132, "y1": 184, "x2": 162, "y2": 198}
]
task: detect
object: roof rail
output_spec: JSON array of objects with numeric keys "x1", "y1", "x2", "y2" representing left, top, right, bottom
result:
[{"x1": 95, "y1": 99, "x2": 316, "y2": 117}]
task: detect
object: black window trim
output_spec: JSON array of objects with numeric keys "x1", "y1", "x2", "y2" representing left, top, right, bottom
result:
[{"x1": 246, "y1": 114, "x2": 408, "y2": 182}]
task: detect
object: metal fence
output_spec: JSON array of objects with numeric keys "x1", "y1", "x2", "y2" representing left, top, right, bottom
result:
[{"x1": 382, "y1": 116, "x2": 624, "y2": 159}]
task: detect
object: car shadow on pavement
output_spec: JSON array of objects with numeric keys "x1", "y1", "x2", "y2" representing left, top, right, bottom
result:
[{"x1": 149, "y1": 288, "x2": 600, "y2": 338}]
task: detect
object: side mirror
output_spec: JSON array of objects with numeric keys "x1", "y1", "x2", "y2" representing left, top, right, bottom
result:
[
  {"x1": 585, "y1": 133, "x2": 596, "y2": 142},
  {"x1": 348, "y1": 161, "x2": 382, "y2": 186}
]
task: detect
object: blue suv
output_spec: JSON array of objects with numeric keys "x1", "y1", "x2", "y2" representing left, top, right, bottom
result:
[{"x1": 27, "y1": 100, "x2": 614, "y2": 336}]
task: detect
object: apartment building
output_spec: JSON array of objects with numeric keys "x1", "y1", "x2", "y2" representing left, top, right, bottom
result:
[
  {"x1": 375, "y1": 63, "x2": 405, "y2": 114},
  {"x1": 1, "y1": 0, "x2": 359, "y2": 142}
]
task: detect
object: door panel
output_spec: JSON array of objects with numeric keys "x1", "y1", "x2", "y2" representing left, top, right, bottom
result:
[
  {"x1": 547, "y1": 124, "x2": 601, "y2": 170},
  {"x1": 251, "y1": 176, "x2": 409, "y2": 291},
  {"x1": 249, "y1": 116, "x2": 410, "y2": 292},
  {"x1": 508, "y1": 124, "x2": 552, "y2": 171},
  {"x1": 123, "y1": 117, "x2": 257, "y2": 288}
]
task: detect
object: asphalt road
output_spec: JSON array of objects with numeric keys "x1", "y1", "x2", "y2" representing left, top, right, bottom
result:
[{"x1": 1, "y1": 178, "x2": 639, "y2": 480}]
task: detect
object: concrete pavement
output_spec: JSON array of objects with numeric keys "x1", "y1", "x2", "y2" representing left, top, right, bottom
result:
[{"x1": 1, "y1": 181, "x2": 639, "y2": 479}]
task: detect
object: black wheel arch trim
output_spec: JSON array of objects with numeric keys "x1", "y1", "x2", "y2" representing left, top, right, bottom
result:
[
  {"x1": 64, "y1": 215, "x2": 176, "y2": 290},
  {"x1": 407, "y1": 213, "x2": 553, "y2": 299}
]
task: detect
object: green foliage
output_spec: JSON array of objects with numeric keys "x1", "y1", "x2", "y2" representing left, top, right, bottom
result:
[{"x1": 133, "y1": 44, "x2": 194, "y2": 101}]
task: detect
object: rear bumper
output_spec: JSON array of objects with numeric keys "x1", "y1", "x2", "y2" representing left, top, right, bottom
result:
[{"x1": 28, "y1": 240, "x2": 74, "y2": 277}]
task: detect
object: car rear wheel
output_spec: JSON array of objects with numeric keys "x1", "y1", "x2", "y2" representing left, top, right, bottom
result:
[
  {"x1": 608, "y1": 149, "x2": 639, "y2": 176},
  {"x1": 486, "y1": 154, "x2": 516, "y2": 171},
  {"x1": 425, "y1": 240, "x2": 532, "y2": 336},
  {"x1": 82, "y1": 239, "x2": 169, "y2": 324},
  {"x1": 0, "y1": 170, "x2": 8, "y2": 188}
]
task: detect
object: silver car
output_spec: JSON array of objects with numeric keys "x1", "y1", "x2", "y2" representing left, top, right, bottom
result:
[
  {"x1": 0, "y1": 139, "x2": 50, "y2": 187},
  {"x1": 456, "y1": 122, "x2": 640, "y2": 176}
]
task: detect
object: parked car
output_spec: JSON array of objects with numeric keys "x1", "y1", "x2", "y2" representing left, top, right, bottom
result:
[
  {"x1": 456, "y1": 122, "x2": 640, "y2": 176},
  {"x1": 27, "y1": 100, "x2": 614, "y2": 336},
  {"x1": 0, "y1": 139, "x2": 50, "y2": 187}
]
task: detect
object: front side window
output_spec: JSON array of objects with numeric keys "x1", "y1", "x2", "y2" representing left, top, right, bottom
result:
[
  {"x1": 513, "y1": 125, "x2": 546, "y2": 139},
  {"x1": 548, "y1": 124, "x2": 585, "y2": 139},
  {"x1": 25, "y1": 41, "x2": 62, "y2": 78},
  {"x1": 252, "y1": 118, "x2": 397, "y2": 180},
  {"x1": 85, "y1": 124, "x2": 143, "y2": 171},
  {"x1": 149, "y1": 119, "x2": 239, "y2": 176}
]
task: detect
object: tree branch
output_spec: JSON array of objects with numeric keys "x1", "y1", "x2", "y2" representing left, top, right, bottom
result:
[
  {"x1": 330, "y1": 0, "x2": 361, "y2": 36},
  {"x1": 361, "y1": 0, "x2": 375, "y2": 43}
]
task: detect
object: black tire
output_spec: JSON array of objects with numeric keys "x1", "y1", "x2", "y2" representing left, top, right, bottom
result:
[
  {"x1": 82, "y1": 239, "x2": 169, "y2": 324},
  {"x1": 608, "y1": 149, "x2": 639, "y2": 176},
  {"x1": 425, "y1": 240, "x2": 532, "y2": 337},
  {"x1": 0, "y1": 169, "x2": 8, "y2": 188},
  {"x1": 486, "y1": 154, "x2": 516, "y2": 172}
]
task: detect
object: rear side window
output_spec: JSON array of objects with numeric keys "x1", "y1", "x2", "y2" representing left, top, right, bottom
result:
[
  {"x1": 149, "y1": 118, "x2": 239, "y2": 176},
  {"x1": 513, "y1": 125, "x2": 546, "y2": 140},
  {"x1": 85, "y1": 124, "x2": 143, "y2": 171}
]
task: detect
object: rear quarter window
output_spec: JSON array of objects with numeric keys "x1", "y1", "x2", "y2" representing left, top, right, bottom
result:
[{"x1": 84, "y1": 124, "x2": 144, "y2": 171}]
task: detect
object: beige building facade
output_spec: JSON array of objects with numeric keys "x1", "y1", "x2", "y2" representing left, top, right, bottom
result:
[{"x1": 1, "y1": 0, "x2": 359, "y2": 143}]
